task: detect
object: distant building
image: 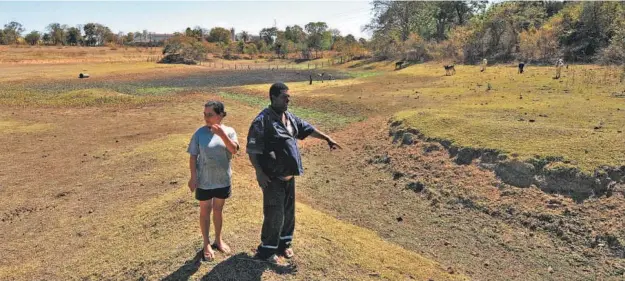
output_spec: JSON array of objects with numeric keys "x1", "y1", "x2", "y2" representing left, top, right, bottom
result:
[
  {"x1": 248, "y1": 35, "x2": 261, "y2": 42},
  {"x1": 132, "y1": 33, "x2": 174, "y2": 43}
]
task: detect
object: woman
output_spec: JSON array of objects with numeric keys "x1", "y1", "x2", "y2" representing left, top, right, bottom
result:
[{"x1": 187, "y1": 101, "x2": 239, "y2": 261}]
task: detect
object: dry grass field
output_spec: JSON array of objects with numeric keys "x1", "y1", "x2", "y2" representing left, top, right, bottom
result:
[{"x1": 1, "y1": 47, "x2": 624, "y2": 280}]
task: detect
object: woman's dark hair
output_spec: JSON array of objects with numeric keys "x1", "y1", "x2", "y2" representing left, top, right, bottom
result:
[{"x1": 204, "y1": 100, "x2": 227, "y2": 117}]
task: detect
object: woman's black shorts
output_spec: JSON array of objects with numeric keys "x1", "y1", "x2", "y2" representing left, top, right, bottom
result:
[{"x1": 195, "y1": 186, "x2": 231, "y2": 201}]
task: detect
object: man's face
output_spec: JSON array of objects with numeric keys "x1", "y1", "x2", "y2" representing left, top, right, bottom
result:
[
  {"x1": 203, "y1": 107, "x2": 222, "y2": 125},
  {"x1": 271, "y1": 90, "x2": 290, "y2": 112}
]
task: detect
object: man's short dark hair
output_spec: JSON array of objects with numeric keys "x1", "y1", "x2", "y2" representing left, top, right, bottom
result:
[
  {"x1": 205, "y1": 100, "x2": 227, "y2": 117},
  {"x1": 269, "y1": 82, "x2": 289, "y2": 98}
]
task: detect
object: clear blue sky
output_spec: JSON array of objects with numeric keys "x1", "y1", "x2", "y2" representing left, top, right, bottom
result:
[{"x1": 0, "y1": 1, "x2": 374, "y2": 39}]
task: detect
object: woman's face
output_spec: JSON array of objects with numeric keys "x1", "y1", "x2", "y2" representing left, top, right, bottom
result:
[{"x1": 203, "y1": 106, "x2": 223, "y2": 126}]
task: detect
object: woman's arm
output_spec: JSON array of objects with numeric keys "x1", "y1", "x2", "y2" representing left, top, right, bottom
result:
[{"x1": 188, "y1": 155, "x2": 198, "y2": 192}]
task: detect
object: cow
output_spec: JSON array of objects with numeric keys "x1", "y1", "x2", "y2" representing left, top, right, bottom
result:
[
  {"x1": 395, "y1": 61, "x2": 404, "y2": 70},
  {"x1": 555, "y1": 58, "x2": 565, "y2": 79},
  {"x1": 444, "y1": 64, "x2": 456, "y2": 76},
  {"x1": 480, "y1": 58, "x2": 488, "y2": 72}
]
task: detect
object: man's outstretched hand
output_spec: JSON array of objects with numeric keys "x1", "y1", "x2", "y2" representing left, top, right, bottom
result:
[{"x1": 327, "y1": 138, "x2": 342, "y2": 150}]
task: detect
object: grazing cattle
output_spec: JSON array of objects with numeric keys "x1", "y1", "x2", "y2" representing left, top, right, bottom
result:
[
  {"x1": 395, "y1": 61, "x2": 404, "y2": 70},
  {"x1": 555, "y1": 58, "x2": 565, "y2": 79},
  {"x1": 444, "y1": 65, "x2": 456, "y2": 76},
  {"x1": 518, "y1": 62, "x2": 525, "y2": 74},
  {"x1": 480, "y1": 58, "x2": 488, "y2": 72}
]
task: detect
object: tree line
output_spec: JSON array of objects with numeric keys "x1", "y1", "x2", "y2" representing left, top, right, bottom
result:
[
  {"x1": 0, "y1": 20, "x2": 368, "y2": 61},
  {"x1": 167, "y1": 22, "x2": 367, "y2": 60},
  {"x1": 4, "y1": 1, "x2": 625, "y2": 65},
  {"x1": 0, "y1": 22, "x2": 153, "y2": 46},
  {"x1": 366, "y1": 1, "x2": 625, "y2": 64}
]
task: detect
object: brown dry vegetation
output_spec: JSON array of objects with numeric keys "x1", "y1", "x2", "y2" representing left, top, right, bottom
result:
[
  {"x1": 1, "y1": 47, "x2": 625, "y2": 280},
  {"x1": 0, "y1": 46, "x2": 161, "y2": 64}
]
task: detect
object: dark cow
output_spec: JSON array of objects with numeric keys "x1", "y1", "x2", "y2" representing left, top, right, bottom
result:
[
  {"x1": 395, "y1": 61, "x2": 404, "y2": 70},
  {"x1": 444, "y1": 64, "x2": 456, "y2": 76}
]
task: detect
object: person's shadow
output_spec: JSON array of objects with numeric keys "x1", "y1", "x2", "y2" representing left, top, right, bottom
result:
[
  {"x1": 200, "y1": 252, "x2": 296, "y2": 281},
  {"x1": 161, "y1": 250, "x2": 203, "y2": 281},
  {"x1": 161, "y1": 252, "x2": 296, "y2": 281}
]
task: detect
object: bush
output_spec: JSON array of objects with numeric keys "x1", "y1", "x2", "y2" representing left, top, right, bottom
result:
[{"x1": 159, "y1": 35, "x2": 207, "y2": 64}]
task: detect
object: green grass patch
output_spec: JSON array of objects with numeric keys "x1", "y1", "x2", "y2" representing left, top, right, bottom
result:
[
  {"x1": 347, "y1": 71, "x2": 383, "y2": 79},
  {"x1": 218, "y1": 91, "x2": 362, "y2": 130},
  {"x1": 133, "y1": 87, "x2": 184, "y2": 96},
  {"x1": 0, "y1": 88, "x2": 168, "y2": 107}
]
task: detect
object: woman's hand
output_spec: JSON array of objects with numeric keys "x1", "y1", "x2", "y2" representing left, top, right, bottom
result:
[
  {"x1": 210, "y1": 124, "x2": 227, "y2": 137},
  {"x1": 188, "y1": 177, "x2": 198, "y2": 192}
]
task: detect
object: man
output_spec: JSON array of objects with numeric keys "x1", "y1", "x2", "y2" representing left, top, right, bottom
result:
[
  {"x1": 480, "y1": 58, "x2": 488, "y2": 72},
  {"x1": 518, "y1": 62, "x2": 525, "y2": 74},
  {"x1": 246, "y1": 82, "x2": 342, "y2": 263}
]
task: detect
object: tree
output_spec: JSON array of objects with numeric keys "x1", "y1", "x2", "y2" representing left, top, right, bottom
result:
[
  {"x1": 259, "y1": 27, "x2": 277, "y2": 46},
  {"x1": 47, "y1": 23, "x2": 66, "y2": 45},
  {"x1": 207, "y1": 27, "x2": 231, "y2": 44},
  {"x1": 274, "y1": 30, "x2": 296, "y2": 58},
  {"x1": 365, "y1": 1, "x2": 427, "y2": 42},
  {"x1": 125, "y1": 32, "x2": 134, "y2": 44},
  {"x1": 345, "y1": 34, "x2": 357, "y2": 44},
  {"x1": 305, "y1": 22, "x2": 329, "y2": 57},
  {"x1": 102, "y1": 27, "x2": 116, "y2": 44},
  {"x1": 0, "y1": 30, "x2": 6, "y2": 45},
  {"x1": 24, "y1": 31, "x2": 41, "y2": 45},
  {"x1": 3, "y1": 21, "x2": 25, "y2": 44},
  {"x1": 84, "y1": 23, "x2": 114, "y2": 46},
  {"x1": 366, "y1": 1, "x2": 485, "y2": 44},
  {"x1": 565, "y1": 1, "x2": 621, "y2": 61},
  {"x1": 238, "y1": 31, "x2": 250, "y2": 42},
  {"x1": 285, "y1": 25, "x2": 306, "y2": 43},
  {"x1": 84, "y1": 23, "x2": 97, "y2": 46},
  {"x1": 185, "y1": 26, "x2": 203, "y2": 41},
  {"x1": 66, "y1": 27, "x2": 82, "y2": 46},
  {"x1": 433, "y1": 1, "x2": 474, "y2": 41},
  {"x1": 42, "y1": 33, "x2": 51, "y2": 45}
]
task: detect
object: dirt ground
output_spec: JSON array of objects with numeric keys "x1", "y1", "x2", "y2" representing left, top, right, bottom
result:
[{"x1": 2, "y1": 56, "x2": 624, "y2": 280}]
